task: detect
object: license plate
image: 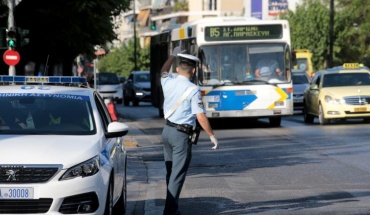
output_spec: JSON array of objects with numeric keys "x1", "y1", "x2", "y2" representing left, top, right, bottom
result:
[
  {"x1": 0, "y1": 187, "x2": 34, "y2": 199},
  {"x1": 354, "y1": 107, "x2": 367, "y2": 112},
  {"x1": 294, "y1": 98, "x2": 303, "y2": 103}
]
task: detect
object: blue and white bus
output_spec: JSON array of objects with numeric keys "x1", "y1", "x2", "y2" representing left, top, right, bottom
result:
[{"x1": 150, "y1": 17, "x2": 295, "y2": 126}]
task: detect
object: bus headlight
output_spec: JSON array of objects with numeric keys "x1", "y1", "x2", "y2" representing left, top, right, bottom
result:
[
  {"x1": 204, "y1": 95, "x2": 220, "y2": 102},
  {"x1": 208, "y1": 103, "x2": 219, "y2": 108},
  {"x1": 274, "y1": 101, "x2": 284, "y2": 106}
]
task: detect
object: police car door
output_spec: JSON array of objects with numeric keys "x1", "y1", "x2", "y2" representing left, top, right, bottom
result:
[{"x1": 94, "y1": 93, "x2": 125, "y2": 201}]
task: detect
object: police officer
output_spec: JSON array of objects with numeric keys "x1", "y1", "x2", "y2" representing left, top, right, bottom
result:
[{"x1": 160, "y1": 44, "x2": 219, "y2": 215}]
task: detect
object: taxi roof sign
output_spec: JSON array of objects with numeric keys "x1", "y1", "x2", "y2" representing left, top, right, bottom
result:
[{"x1": 343, "y1": 63, "x2": 360, "y2": 69}]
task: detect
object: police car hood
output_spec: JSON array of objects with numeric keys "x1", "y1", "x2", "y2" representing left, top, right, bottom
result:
[
  {"x1": 0, "y1": 135, "x2": 103, "y2": 168},
  {"x1": 322, "y1": 86, "x2": 370, "y2": 97}
]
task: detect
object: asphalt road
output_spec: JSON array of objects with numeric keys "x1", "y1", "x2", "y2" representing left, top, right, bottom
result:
[{"x1": 118, "y1": 103, "x2": 370, "y2": 215}]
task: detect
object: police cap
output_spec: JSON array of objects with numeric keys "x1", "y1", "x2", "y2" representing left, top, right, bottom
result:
[{"x1": 178, "y1": 54, "x2": 199, "y2": 67}]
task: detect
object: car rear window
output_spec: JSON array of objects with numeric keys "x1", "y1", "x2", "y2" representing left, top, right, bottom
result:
[
  {"x1": 98, "y1": 73, "x2": 120, "y2": 85},
  {"x1": 292, "y1": 73, "x2": 309, "y2": 84}
]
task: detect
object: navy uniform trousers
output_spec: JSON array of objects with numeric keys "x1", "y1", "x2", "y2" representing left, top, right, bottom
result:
[{"x1": 162, "y1": 124, "x2": 192, "y2": 215}]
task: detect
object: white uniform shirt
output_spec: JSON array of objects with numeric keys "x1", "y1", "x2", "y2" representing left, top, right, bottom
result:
[{"x1": 161, "y1": 72, "x2": 205, "y2": 127}]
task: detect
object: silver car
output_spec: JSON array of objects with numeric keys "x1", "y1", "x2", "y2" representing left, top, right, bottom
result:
[{"x1": 95, "y1": 72, "x2": 123, "y2": 104}]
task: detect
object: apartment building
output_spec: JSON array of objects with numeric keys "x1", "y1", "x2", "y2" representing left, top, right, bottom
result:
[
  {"x1": 112, "y1": 0, "x2": 303, "y2": 48},
  {"x1": 113, "y1": 0, "x2": 245, "y2": 48}
]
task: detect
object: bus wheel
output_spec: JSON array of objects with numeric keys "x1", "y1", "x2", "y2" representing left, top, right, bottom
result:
[
  {"x1": 303, "y1": 105, "x2": 314, "y2": 123},
  {"x1": 123, "y1": 96, "x2": 130, "y2": 106},
  {"x1": 269, "y1": 116, "x2": 281, "y2": 127},
  {"x1": 133, "y1": 99, "x2": 139, "y2": 107}
]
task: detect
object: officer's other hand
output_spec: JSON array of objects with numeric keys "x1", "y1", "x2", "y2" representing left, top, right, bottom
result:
[
  {"x1": 210, "y1": 135, "x2": 219, "y2": 150},
  {"x1": 172, "y1": 45, "x2": 185, "y2": 56}
]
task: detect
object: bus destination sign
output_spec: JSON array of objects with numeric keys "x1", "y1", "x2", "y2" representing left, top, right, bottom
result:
[{"x1": 204, "y1": 24, "x2": 283, "y2": 41}]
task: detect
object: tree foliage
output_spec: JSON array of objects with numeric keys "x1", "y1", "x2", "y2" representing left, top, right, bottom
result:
[
  {"x1": 173, "y1": 0, "x2": 189, "y2": 12},
  {"x1": 334, "y1": 0, "x2": 370, "y2": 66},
  {"x1": 281, "y1": 0, "x2": 330, "y2": 70},
  {"x1": 0, "y1": 0, "x2": 131, "y2": 75},
  {"x1": 98, "y1": 38, "x2": 150, "y2": 77},
  {"x1": 281, "y1": 0, "x2": 370, "y2": 70}
]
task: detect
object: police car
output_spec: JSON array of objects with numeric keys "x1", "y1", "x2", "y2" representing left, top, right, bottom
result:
[
  {"x1": 303, "y1": 63, "x2": 370, "y2": 125},
  {"x1": 0, "y1": 76, "x2": 129, "y2": 214}
]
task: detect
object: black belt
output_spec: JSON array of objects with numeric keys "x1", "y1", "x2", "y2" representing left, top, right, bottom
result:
[
  {"x1": 166, "y1": 120, "x2": 193, "y2": 134},
  {"x1": 166, "y1": 120, "x2": 179, "y2": 127}
]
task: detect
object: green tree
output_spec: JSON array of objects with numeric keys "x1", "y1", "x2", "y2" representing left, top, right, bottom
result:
[
  {"x1": 173, "y1": 0, "x2": 189, "y2": 12},
  {"x1": 98, "y1": 38, "x2": 150, "y2": 77},
  {"x1": 281, "y1": 0, "x2": 370, "y2": 70},
  {"x1": 334, "y1": 0, "x2": 370, "y2": 66},
  {"x1": 281, "y1": 0, "x2": 330, "y2": 70},
  {"x1": 0, "y1": 0, "x2": 131, "y2": 75}
]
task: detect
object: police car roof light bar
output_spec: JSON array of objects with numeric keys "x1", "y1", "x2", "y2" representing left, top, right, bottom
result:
[{"x1": 0, "y1": 76, "x2": 87, "y2": 84}]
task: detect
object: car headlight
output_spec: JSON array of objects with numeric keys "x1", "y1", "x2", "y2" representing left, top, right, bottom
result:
[
  {"x1": 324, "y1": 95, "x2": 341, "y2": 104},
  {"x1": 60, "y1": 155, "x2": 100, "y2": 180}
]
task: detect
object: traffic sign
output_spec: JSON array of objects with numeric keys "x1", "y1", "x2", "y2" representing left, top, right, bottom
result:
[{"x1": 3, "y1": 50, "x2": 20, "y2": 66}]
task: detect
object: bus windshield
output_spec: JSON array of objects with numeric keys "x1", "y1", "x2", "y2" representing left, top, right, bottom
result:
[{"x1": 199, "y1": 43, "x2": 287, "y2": 85}]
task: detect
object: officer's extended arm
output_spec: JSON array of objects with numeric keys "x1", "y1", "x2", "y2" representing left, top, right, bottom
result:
[{"x1": 196, "y1": 113, "x2": 219, "y2": 150}]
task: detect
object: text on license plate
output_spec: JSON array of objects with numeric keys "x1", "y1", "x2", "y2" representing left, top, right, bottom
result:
[
  {"x1": 0, "y1": 187, "x2": 34, "y2": 199},
  {"x1": 294, "y1": 98, "x2": 303, "y2": 103},
  {"x1": 354, "y1": 107, "x2": 367, "y2": 112}
]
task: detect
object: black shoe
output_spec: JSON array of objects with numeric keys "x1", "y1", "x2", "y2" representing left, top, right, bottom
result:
[{"x1": 163, "y1": 211, "x2": 180, "y2": 215}]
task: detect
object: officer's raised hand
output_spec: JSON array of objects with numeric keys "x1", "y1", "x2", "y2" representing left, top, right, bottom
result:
[
  {"x1": 171, "y1": 44, "x2": 186, "y2": 57},
  {"x1": 210, "y1": 135, "x2": 219, "y2": 150},
  {"x1": 161, "y1": 44, "x2": 186, "y2": 73}
]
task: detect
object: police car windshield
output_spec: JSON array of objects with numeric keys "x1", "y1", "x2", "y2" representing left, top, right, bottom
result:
[{"x1": 0, "y1": 95, "x2": 96, "y2": 135}]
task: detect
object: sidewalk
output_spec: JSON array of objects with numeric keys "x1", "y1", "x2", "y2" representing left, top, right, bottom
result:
[{"x1": 123, "y1": 120, "x2": 166, "y2": 215}]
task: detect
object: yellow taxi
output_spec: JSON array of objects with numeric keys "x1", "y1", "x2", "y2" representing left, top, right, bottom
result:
[{"x1": 303, "y1": 63, "x2": 370, "y2": 125}]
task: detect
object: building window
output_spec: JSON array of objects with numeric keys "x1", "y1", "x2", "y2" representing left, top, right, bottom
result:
[{"x1": 208, "y1": 0, "x2": 217, "y2": 10}]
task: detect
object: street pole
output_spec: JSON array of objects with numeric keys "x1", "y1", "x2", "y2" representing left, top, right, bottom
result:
[
  {"x1": 328, "y1": 0, "x2": 334, "y2": 68},
  {"x1": 8, "y1": 0, "x2": 16, "y2": 76},
  {"x1": 133, "y1": 0, "x2": 138, "y2": 71}
]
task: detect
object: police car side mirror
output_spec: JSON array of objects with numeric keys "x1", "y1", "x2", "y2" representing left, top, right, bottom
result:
[{"x1": 106, "y1": 122, "x2": 129, "y2": 138}]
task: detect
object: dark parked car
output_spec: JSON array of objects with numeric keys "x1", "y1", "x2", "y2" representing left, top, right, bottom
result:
[{"x1": 123, "y1": 71, "x2": 151, "y2": 106}]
